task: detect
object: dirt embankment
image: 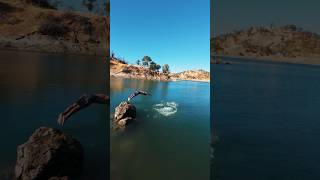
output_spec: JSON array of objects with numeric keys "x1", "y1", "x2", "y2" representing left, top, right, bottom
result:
[{"x1": 0, "y1": 0, "x2": 109, "y2": 56}]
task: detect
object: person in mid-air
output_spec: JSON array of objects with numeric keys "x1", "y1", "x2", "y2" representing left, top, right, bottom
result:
[
  {"x1": 127, "y1": 90, "x2": 150, "y2": 102},
  {"x1": 57, "y1": 90, "x2": 150, "y2": 126},
  {"x1": 57, "y1": 93, "x2": 109, "y2": 126}
]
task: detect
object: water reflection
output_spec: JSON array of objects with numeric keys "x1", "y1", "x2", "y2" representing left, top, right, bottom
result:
[
  {"x1": 110, "y1": 77, "x2": 171, "y2": 103},
  {"x1": 211, "y1": 59, "x2": 320, "y2": 179}
]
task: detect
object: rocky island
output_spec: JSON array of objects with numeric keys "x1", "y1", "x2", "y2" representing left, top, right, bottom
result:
[{"x1": 211, "y1": 25, "x2": 320, "y2": 65}]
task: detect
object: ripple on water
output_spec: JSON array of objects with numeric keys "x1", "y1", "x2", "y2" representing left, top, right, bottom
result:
[{"x1": 153, "y1": 102, "x2": 178, "y2": 116}]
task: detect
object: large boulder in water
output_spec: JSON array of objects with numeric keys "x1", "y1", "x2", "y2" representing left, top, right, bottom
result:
[
  {"x1": 15, "y1": 127, "x2": 83, "y2": 180},
  {"x1": 114, "y1": 101, "x2": 136, "y2": 126}
]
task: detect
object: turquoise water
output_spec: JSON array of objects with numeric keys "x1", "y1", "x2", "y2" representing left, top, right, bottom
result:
[
  {"x1": 212, "y1": 58, "x2": 320, "y2": 179},
  {"x1": 110, "y1": 77, "x2": 210, "y2": 180},
  {"x1": 0, "y1": 51, "x2": 108, "y2": 179}
]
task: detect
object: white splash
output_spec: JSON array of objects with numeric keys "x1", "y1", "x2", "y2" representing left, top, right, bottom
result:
[{"x1": 153, "y1": 102, "x2": 178, "y2": 116}]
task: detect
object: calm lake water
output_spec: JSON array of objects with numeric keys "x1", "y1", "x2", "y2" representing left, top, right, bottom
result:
[
  {"x1": 110, "y1": 77, "x2": 210, "y2": 180},
  {"x1": 212, "y1": 58, "x2": 320, "y2": 180},
  {"x1": 0, "y1": 50, "x2": 108, "y2": 179}
]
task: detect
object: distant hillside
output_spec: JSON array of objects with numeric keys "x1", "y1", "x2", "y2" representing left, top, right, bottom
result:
[
  {"x1": 0, "y1": 0, "x2": 109, "y2": 56},
  {"x1": 211, "y1": 25, "x2": 320, "y2": 64},
  {"x1": 110, "y1": 58, "x2": 210, "y2": 82},
  {"x1": 171, "y1": 70, "x2": 210, "y2": 82}
]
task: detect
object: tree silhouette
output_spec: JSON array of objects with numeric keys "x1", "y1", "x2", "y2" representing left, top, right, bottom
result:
[
  {"x1": 149, "y1": 61, "x2": 157, "y2": 71},
  {"x1": 142, "y1": 56, "x2": 152, "y2": 67},
  {"x1": 162, "y1": 64, "x2": 170, "y2": 74},
  {"x1": 155, "y1": 64, "x2": 161, "y2": 72}
]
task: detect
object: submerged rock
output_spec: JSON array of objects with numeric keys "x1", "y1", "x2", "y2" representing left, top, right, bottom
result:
[
  {"x1": 114, "y1": 101, "x2": 136, "y2": 126},
  {"x1": 15, "y1": 127, "x2": 83, "y2": 180}
]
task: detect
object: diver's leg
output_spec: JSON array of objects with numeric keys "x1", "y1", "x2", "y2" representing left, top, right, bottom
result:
[
  {"x1": 58, "y1": 94, "x2": 94, "y2": 125},
  {"x1": 62, "y1": 103, "x2": 78, "y2": 114},
  {"x1": 58, "y1": 103, "x2": 77, "y2": 125},
  {"x1": 62, "y1": 104, "x2": 81, "y2": 120}
]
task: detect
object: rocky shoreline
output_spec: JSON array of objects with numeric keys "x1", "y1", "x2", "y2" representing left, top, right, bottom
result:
[
  {"x1": 212, "y1": 54, "x2": 320, "y2": 66},
  {"x1": 110, "y1": 59, "x2": 210, "y2": 82},
  {"x1": 0, "y1": 35, "x2": 107, "y2": 57},
  {"x1": 111, "y1": 70, "x2": 210, "y2": 82}
]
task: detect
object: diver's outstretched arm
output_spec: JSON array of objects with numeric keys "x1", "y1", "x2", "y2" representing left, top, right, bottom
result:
[
  {"x1": 138, "y1": 90, "x2": 150, "y2": 96},
  {"x1": 58, "y1": 94, "x2": 109, "y2": 126}
]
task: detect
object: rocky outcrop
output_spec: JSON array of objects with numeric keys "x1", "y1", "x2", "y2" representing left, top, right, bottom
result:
[
  {"x1": 15, "y1": 127, "x2": 83, "y2": 180},
  {"x1": 114, "y1": 101, "x2": 136, "y2": 127}
]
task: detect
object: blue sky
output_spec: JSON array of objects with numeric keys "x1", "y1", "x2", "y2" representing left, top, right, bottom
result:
[
  {"x1": 111, "y1": 0, "x2": 210, "y2": 73},
  {"x1": 212, "y1": 0, "x2": 320, "y2": 36}
]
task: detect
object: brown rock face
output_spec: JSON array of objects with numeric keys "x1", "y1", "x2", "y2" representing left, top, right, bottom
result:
[
  {"x1": 15, "y1": 127, "x2": 83, "y2": 180},
  {"x1": 114, "y1": 101, "x2": 136, "y2": 126}
]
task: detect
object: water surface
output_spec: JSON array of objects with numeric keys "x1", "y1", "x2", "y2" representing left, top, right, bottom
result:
[
  {"x1": 212, "y1": 58, "x2": 320, "y2": 180},
  {"x1": 110, "y1": 77, "x2": 210, "y2": 180},
  {"x1": 0, "y1": 50, "x2": 108, "y2": 179}
]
